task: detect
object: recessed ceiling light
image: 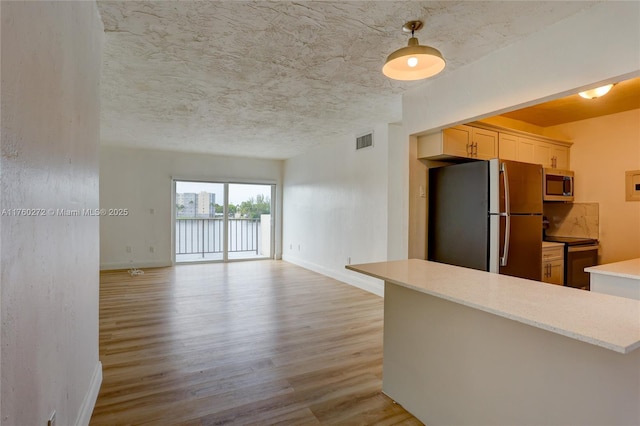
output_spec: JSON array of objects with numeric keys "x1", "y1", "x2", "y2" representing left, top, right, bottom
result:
[{"x1": 579, "y1": 84, "x2": 614, "y2": 99}]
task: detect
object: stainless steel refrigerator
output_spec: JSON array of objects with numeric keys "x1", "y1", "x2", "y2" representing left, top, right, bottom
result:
[{"x1": 428, "y1": 159, "x2": 542, "y2": 281}]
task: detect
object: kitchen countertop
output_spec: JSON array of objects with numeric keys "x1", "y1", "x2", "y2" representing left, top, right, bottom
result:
[
  {"x1": 347, "y1": 259, "x2": 640, "y2": 354},
  {"x1": 585, "y1": 258, "x2": 640, "y2": 280},
  {"x1": 542, "y1": 241, "x2": 564, "y2": 249}
]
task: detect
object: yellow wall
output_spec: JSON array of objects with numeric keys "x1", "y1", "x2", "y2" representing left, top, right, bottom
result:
[{"x1": 547, "y1": 109, "x2": 640, "y2": 263}]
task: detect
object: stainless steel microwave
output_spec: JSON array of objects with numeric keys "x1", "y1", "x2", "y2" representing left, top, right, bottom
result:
[{"x1": 543, "y1": 168, "x2": 574, "y2": 202}]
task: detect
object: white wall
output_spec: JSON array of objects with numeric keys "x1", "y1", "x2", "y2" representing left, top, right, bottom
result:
[
  {"x1": 405, "y1": 1, "x2": 640, "y2": 256},
  {"x1": 282, "y1": 124, "x2": 394, "y2": 296},
  {"x1": 1, "y1": 2, "x2": 103, "y2": 425},
  {"x1": 100, "y1": 146, "x2": 283, "y2": 269},
  {"x1": 386, "y1": 123, "x2": 409, "y2": 261},
  {"x1": 546, "y1": 109, "x2": 640, "y2": 263}
]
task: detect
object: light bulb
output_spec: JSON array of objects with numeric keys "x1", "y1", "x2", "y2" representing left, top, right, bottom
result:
[{"x1": 407, "y1": 56, "x2": 418, "y2": 68}]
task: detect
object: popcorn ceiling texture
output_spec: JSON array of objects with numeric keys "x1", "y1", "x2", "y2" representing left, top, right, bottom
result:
[{"x1": 97, "y1": 1, "x2": 596, "y2": 159}]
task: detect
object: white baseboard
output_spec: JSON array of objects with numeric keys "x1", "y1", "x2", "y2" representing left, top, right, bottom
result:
[
  {"x1": 100, "y1": 260, "x2": 171, "y2": 271},
  {"x1": 282, "y1": 255, "x2": 384, "y2": 297},
  {"x1": 75, "y1": 361, "x2": 102, "y2": 426}
]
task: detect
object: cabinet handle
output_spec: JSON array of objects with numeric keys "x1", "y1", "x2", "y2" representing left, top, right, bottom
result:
[
  {"x1": 547, "y1": 263, "x2": 551, "y2": 277},
  {"x1": 544, "y1": 263, "x2": 551, "y2": 278},
  {"x1": 474, "y1": 142, "x2": 478, "y2": 157},
  {"x1": 544, "y1": 263, "x2": 547, "y2": 278}
]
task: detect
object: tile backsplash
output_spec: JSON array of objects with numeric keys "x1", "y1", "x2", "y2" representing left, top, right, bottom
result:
[{"x1": 544, "y1": 202, "x2": 599, "y2": 239}]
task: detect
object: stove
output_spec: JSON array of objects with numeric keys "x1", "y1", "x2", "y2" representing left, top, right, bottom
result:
[
  {"x1": 543, "y1": 236, "x2": 599, "y2": 290},
  {"x1": 544, "y1": 236, "x2": 598, "y2": 246}
]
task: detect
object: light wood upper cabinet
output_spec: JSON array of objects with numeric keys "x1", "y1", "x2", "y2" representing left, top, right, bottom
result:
[
  {"x1": 418, "y1": 125, "x2": 497, "y2": 161},
  {"x1": 472, "y1": 128, "x2": 498, "y2": 160},
  {"x1": 498, "y1": 134, "x2": 570, "y2": 169},
  {"x1": 419, "y1": 123, "x2": 570, "y2": 168},
  {"x1": 516, "y1": 137, "x2": 536, "y2": 163},
  {"x1": 442, "y1": 125, "x2": 473, "y2": 158},
  {"x1": 552, "y1": 144, "x2": 570, "y2": 170},
  {"x1": 533, "y1": 141, "x2": 570, "y2": 169},
  {"x1": 498, "y1": 133, "x2": 517, "y2": 161}
]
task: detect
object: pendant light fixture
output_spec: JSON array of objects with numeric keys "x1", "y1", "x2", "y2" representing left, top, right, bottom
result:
[
  {"x1": 382, "y1": 20, "x2": 445, "y2": 81},
  {"x1": 578, "y1": 84, "x2": 614, "y2": 99}
]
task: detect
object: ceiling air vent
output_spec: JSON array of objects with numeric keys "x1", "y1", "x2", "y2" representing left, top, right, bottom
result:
[{"x1": 356, "y1": 132, "x2": 374, "y2": 150}]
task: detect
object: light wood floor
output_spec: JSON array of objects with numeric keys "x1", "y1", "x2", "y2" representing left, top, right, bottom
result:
[{"x1": 90, "y1": 260, "x2": 422, "y2": 425}]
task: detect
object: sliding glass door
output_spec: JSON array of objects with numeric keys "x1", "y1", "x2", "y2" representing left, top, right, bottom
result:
[
  {"x1": 227, "y1": 183, "x2": 273, "y2": 260},
  {"x1": 174, "y1": 180, "x2": 274, "y2": 263}
]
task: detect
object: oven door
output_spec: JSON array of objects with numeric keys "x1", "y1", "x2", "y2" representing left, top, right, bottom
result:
[{"x1": 566, "y1": 245, "x2": 598, "y2": 290}]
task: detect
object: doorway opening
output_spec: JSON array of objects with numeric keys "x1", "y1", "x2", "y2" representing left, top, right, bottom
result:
[{"x1": 174, "y1": 180, "x2": 274, "y2": 263}]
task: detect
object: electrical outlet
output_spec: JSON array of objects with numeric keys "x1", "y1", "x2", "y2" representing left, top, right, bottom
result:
[
  {"x1": 149, "y1": 246, "x2": 155, "y2": 253},
  {"x1": 47, "y1": 410, "x2": 56, "y2": 426},
  {"x1": 149, "y1": 208, "x2": 155, "y2": 215},
  {"x1": 298, "y1": 244, "x2": 301, "y2": 251},
  {"x1": 289, "y1": 243, "x2": 292, "y2": 250},
  {"x1": 348, "y1": 257, "x2": 351, "y2": 265},
  {"x1": 126, "y1": 246, "x2": 132, "y2": 253}
]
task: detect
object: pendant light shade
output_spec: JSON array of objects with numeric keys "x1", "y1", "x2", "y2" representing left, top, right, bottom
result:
[{"x1": 383, "y1": 21, "x2": 445, "y2": 81}]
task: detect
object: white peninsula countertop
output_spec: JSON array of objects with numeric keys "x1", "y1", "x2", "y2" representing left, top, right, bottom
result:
[
  {"x1": 585, "y1": 257, "x2": 640, "y2": 280},
  {"x1": 346, "y1": 259, "x2": 640, "y2": 425},
  {"x1": 586, "y1": 257, "x2": 640, "y2": 300},
  {"x1": 347, "y1": 259, "x2": 640, "y2": 354}
]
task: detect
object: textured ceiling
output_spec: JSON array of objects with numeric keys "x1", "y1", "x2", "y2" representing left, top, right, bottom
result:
[{"x1": 98, "y1": 1, "x2": 598, "y2": 159}]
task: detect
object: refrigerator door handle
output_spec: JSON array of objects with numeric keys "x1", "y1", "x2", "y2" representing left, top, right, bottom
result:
[
  {"x1": 501, "y1": 215, "x2": 511, "y2": 267},
  {"x1": 500, "y1": 162, "x2": 511, "y2": 267}
]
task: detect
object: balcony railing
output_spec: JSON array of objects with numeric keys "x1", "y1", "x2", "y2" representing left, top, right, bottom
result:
[{"x1": 176, "y1": 218, "x2": 261, "y2": 258}]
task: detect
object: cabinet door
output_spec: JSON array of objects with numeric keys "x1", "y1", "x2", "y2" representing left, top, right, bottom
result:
[
  {"x1": 541, "y1": 260, "x2": 564, "y2": 285},
  {"x1": 542, "y1": 246, "x2": 564, "y2": 285},
  {"x1": 442, "y1": 125, "x2": 472, "y2": 158},
  {"x1": 534, "y1": 141, "x2": 553, "y2": 168},
  {"x1": 536, "y1": 142, "x2": 570, "y2": 169},
  {"x1": 498, "y1": 133, "x2": 518, "y2": 161},
  {"x1": 552, "y1": 145, "x2": 570, "y2": 170},
  {"x1": 541, "y1": 262, "x2": 548, "y2": 282},
  {"x1": 548, "y1": 260, "x2": 564, "y2": 285},
  {"x1": 471, "y1": 128, "x2": 498, "y2": 160},
  {"x1": 517, "y1": 137, "x2": 536, "y2": 164}
]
